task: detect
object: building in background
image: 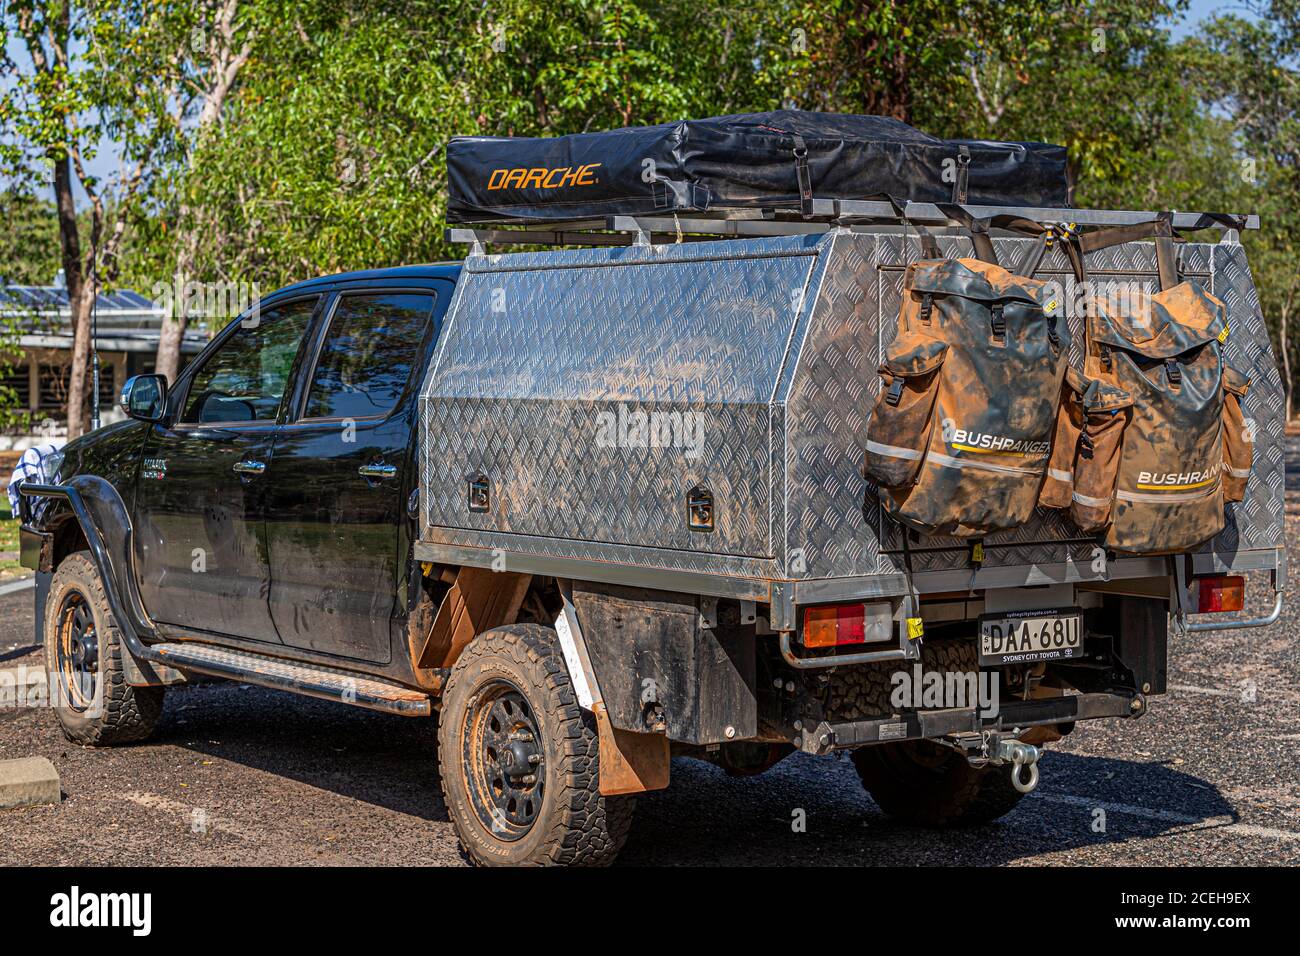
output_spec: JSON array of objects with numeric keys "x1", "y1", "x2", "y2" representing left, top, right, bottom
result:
[{"x1": 0, "y1": 274, "x2": 208, "y2": 450}]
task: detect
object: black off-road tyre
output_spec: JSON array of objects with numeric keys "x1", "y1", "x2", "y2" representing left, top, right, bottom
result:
[
  {"x1": 852, "y1": 740, "x2": 1026, "y2": 827},
  {"x1": 437, "y1": 624, "x2": 636, "y2": 866},
  {"x1": 44, "y1": 551, "x2": 165, "y2": 746}
]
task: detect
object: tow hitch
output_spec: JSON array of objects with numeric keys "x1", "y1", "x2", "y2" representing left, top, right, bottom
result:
[{"x1": 949, "y1": 732, "x2": 1042, "y2": 793}]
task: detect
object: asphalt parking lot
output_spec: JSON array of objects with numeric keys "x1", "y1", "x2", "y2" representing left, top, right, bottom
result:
[{"x1": 2, "y1": 492, "x2": 1298, "y2": 866}]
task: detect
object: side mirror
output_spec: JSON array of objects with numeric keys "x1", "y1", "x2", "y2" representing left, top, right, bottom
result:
[{"x1": 120, "y1": 374, "x2": 168, "y2": 423}]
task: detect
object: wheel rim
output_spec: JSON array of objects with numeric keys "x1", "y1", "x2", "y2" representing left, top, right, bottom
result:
[
  {"x1": 462, "y1": 680, "x2": 544, "y2": 842},
  {"x1": 55, "y1": 590, "x2": 100, "y2": 712}
]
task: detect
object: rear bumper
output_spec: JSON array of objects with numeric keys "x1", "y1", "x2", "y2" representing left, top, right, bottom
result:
[{"x1": 798, "y1": 690, "x2": 1140, "y2": 755}]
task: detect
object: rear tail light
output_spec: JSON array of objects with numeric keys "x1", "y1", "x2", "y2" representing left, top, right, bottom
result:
[
  {"x1": 1195, "y1": 575, "x2": 1245, "y2": 613},
  {"x1": 802, "y1": 603, "x2": 890, "y2": 647}
]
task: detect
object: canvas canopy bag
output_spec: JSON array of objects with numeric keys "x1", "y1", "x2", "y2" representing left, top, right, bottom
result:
[
  {"x1": 1040, "y1": 219, "x2": 1253, "y2": 553},
  {"x1": 863, "y1": 231, "x2": 1070, "y2": 538},
  {"x1": 447, "y1": 111, "x2": 1072, "y2": 223}
]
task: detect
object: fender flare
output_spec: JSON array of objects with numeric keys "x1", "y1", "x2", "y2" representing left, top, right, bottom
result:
[{"x1": 20, "y1": 476, "x2": 168, "y2": 674}]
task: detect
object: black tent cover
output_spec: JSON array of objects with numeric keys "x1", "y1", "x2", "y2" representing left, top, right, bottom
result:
[{"x1": 446, "y1": 110, "x2": 1073, "y2": 223}]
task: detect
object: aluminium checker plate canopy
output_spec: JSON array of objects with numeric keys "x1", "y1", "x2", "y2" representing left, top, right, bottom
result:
[{"x1": 414, "y1": 228, "x2": 1285, "y2": 605}]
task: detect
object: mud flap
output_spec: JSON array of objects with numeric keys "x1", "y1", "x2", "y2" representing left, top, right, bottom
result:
[
  {"x1": 594, "y1": 703, "x2": 671, "y2": 796},
  {"x1": 553, "y1": 587, "x2": 599, "y2": 710},
  {"x1": 555, "y1": 584, "x2": 670, "y2": 796},
  {"x1": 120, "y1": 653, "x2": 190, "y2": 688}
]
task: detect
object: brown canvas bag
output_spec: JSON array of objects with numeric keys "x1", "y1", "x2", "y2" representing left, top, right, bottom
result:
[
  {"x1": 1038, "y1": 219, "x2": 1252, "y2": 552},
  {"x1": 864, "y1": 255, "x2": 1069, "y2": 538},
  {"x1": 1042, "y1": 369, "x2": 1135, "y2": 531}
]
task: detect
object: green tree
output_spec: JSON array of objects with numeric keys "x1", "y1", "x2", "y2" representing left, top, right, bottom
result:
[
  {"x1": 0, "y1": 190, "x2": 59, "y2": 430},
  {"x1": 0, "y1": 190, "x2": 61, "y2": 285},
  {"x1": 1, "y1": 0, "x2": 187, "y2": 436},
  {"x1": 1178, "y1": 2, "x2": 1300, "y2": 415},
  {"x1": 782, "y1": 0, "x2": 1057, "y2": 122},
  {"x1": 169, "y1": 0, "x2": 787, "y2": 291},
  {"x1": 150, "y1": 0, "x2": 264, "y2": 383}
]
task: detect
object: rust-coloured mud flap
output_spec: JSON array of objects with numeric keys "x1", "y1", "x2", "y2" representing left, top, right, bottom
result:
[
  {"x1": 595, "y1": 703, "x2": 670, "y2": 796},
  {"x1": 416, "y1": 568, "x2": 531, "y2": 670}
]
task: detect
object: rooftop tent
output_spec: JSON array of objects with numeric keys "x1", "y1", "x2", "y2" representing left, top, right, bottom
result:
[{"x1": 446, "y1": 110, "x2": 1073, "y2": 223}]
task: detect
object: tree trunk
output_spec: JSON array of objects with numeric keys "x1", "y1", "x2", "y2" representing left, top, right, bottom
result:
[
  {"x1": 52, "y1": 154, "x2": 91, "y2": 439},
  {"x1": 153, "y1": 239, "x2": 193, "y2": 384},
  {"x1": 154, "y1": 213, "x2": 204, "y2": 382},
  {"x1": 67, "y1": 287, "x2": 95, "y2": 437},
  {"x1": 153, "y1": 1, "x2": 256, "y2": 383},
  {"x1": 154, "y1": 309, "x2": 187, "y2": 384}
]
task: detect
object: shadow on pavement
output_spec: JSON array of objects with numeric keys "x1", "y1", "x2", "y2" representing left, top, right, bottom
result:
[
  {"x1": 148, "y1": 678, "x2": 1238, "y2": 865},
  {"x1": 155, "y1": 681, "x2": 448, "y2": 824},
  {"x1": 614, "y1": 750, "x2": 1239, "y2": 865}
]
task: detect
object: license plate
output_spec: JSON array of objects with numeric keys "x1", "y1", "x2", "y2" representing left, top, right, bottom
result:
[{"x1": 978, "y1": 608, "x2": 1083, "y2": 666}]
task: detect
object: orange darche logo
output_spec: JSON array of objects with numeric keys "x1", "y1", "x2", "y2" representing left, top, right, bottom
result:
[{"x1": 486, "y1": 163, "x2": 602, "y2": 191}]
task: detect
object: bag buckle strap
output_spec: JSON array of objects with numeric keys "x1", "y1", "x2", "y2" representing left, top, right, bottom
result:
[
  {"x1": 1047, "y1": 314, "x2": 1061, "y2": 351},
  {"x1": 1166, "y1": 358, "x2": 1182, "y2": 386},
  {"x1": 792, "y1": 135, "x2": 813, "y2": 218},
  {"x1": 918, "y1": 292, "x2": 933, "y2": 324},
  {"x1": 990, "y1": 302, "x2": 1006, "y2": 341},
  {"x1": 952, "y1": 145, "x2": 970, "y2": 204},
  {"x1": 885, "y1": 377, "x2": 905, "y2": 407},
  {"x1": 1098, "y1": 343, "x2": 1112, "y2": 369}
]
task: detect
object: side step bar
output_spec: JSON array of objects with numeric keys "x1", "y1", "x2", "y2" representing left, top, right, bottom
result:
[{"x1": 152, "y1": 643, "x2": 432, "y2": 717}]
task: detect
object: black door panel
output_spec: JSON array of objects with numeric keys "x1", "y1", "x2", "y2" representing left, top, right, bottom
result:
[
  {"x1": 134, "y1": 426, "x2": 281, "y2": 642},
  {"x1": 133, "y1": 296, "x2": 319, "y2": 641},
  {"x1": 265, "y1": 287, "x2": 443, "y2": 663},
  {"x1": 263, "y1": 416, "x2": 411, "y2": 661}
]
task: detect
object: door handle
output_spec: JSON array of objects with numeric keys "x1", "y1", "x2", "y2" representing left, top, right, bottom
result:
[
  {"x1": 232, "y1": 459, "x2": 267, "y2": 476},
  {"x1": 358, "y1": 463, "x2": 398, "y2": 480}
]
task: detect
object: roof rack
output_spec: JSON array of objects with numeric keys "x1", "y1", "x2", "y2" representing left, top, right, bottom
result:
[{"x1": 446, "y1": 198, "x2": 1258, "y2": 249}]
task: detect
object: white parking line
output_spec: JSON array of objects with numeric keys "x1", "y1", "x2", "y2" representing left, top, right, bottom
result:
[
  {"x1": 1167, "y1": 683, "x2": 1237, "y2": 698},
  {"x1": 1032, "y1": 792, "x2": 1300, "y2": 843},
  {"x1": 123, "y1": 791, "x2": 261, "y2": 842},
  {"x1": 0, "y1": 577, "x2": 35, "y2": 597}
]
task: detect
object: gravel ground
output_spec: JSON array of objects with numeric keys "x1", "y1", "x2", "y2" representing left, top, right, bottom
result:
[{"x1": 1, "y1": 469, "x2": 1298, "y2": 866}]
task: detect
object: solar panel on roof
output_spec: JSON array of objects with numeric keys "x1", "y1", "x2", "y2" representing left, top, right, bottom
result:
[{"x1": 0, "y1": 284, "x2": 157, "y2": 312}]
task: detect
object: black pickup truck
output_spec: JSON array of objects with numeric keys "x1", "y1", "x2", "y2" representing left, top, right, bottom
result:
[{"x1": 17, "y1": 208, "x2": 1285, "y2": 867}]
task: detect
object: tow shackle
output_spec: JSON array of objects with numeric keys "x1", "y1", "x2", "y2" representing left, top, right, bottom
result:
[{"x1": 998, "y1": 740, "x2": 1042, "y2": 794}]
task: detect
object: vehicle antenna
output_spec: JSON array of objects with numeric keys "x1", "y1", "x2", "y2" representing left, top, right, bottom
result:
[{"x1": 90, "y1": 255, "x2": 100, "y2": 431}]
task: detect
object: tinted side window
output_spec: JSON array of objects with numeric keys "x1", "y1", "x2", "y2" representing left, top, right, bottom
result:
[
  {"x1": 181, "y1": 297, "x2": 318, "y2": 424},
  {"x1": 302, "y1": 292, "x2": 434, "y2": 420}
]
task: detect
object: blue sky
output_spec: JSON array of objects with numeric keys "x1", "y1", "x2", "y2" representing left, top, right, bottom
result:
[{"x1": 1173, "y1": 0, "x2": 1259, "y2": 37}]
